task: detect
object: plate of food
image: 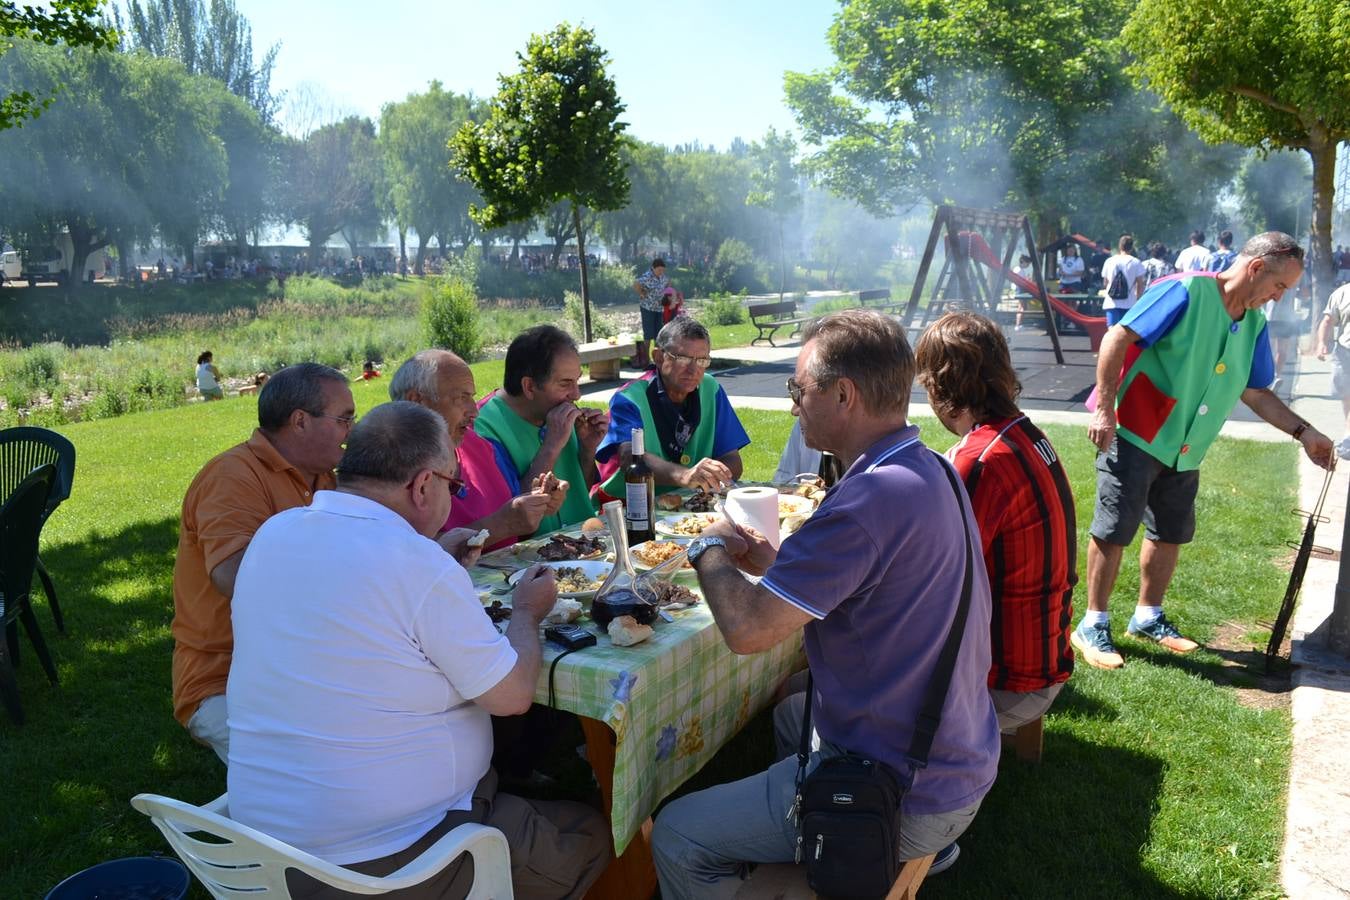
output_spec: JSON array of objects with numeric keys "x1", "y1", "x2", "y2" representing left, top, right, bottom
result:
[
  {"x1": 655, "y1": 513, "x2": 721, "y2": 537},
  {"x1": 534, "y1": 531, "x2": 608, "y2": 561},
  {"x1": 630, "y1": 538, "x2": 693, "y2": 571},
  {"x1": 507, "y1": 560, "x2": 612, "y2": 599},
  {"x1": 657, "y1": 490, "x2": 719, "y2": 513},
  {"x1": 776, "y1": 494, "x2": 816, "y2": 519}
]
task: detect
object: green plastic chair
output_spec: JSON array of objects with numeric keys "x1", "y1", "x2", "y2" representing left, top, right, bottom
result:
[
  {"x1": 0, "y1": 426, "x2": 76, "y2": 632},
  {"x1": 0, "y1": 464, "x2": 61, "y2": 725}
]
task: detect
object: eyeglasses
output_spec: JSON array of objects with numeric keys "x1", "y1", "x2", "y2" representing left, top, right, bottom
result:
[
  {"x1": 1259, "y1": 245, "x2": 1305, "y2": 263},
  {"x1": 786, "y1": 377, "x2": 825, "y2": 405},
  {"x1": 429, "y1": 469, "x2": 466, "y2": 495},
  {"x1": 663, "y1": 351, "x2": 712, "y2": 369},
  {"x1": 310, "y1": 411, "x2": 358, "y2": 427}
]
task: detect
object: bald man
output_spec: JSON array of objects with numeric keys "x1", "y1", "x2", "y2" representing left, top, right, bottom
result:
[{"x1": 390, "y1": 350, "x2": 567, "y2": 550}]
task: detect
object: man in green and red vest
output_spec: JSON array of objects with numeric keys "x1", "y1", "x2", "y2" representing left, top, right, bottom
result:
[
  {"x1": 596, "y1": 317, "x2": 750, "y2": 497},
  {"x1": 475, "y1": 325, "x2": 608, "y2": 536},
  {"x1": 1077, "y1": 232, "x2": 1334, "y2": 670}
]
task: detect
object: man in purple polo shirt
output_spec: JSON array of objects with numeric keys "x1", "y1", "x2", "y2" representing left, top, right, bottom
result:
[{"x1": 651, "y1": 310, "x2": 1000, "y2": 898}]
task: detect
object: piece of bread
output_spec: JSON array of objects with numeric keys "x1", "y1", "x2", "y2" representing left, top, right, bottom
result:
[
  {"x1": 466, "y1": 528, "x2": 491, "y2": 548},
  {"x1": 607, "y1": 615, "x2": 654, "y2": 647},
  {"x1": 657, "y1": 494, "x2": 683, "y2": 511},
  {"x1": 580, "y1": 516, "x2": 606, "y2": 533}
]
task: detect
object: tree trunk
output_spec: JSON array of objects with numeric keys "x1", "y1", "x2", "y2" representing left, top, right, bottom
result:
[
  {"x1": 778, "y1": 218, "x2": 786, "y2": 302},
  {"x1": 509, "y1": 237, "x2": 522, "y2": 267},
  {"x1": 574, "y1": 202, "x2": 594, "y2": 342},
  {"x1": 1307, "y1": 135, "x2": 1338, "y2": 317},
  {"x1": 415, "y1": 235, "x2": 429, "y2": 276}
]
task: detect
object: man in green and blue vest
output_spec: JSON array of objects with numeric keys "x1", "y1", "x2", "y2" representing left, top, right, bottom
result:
[
  {"x1": 1077, "y1": 231, "x2": 1334, "y2": 670},
  {"x1": 596, "y1": 317, "x2": 750, "y2": 497},
  {"x1": 475, "y1": 325, "x2": 608, "y2": 535}
]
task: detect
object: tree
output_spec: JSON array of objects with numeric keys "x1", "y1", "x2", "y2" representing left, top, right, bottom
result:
[
  {"x1": 1236, "y1": 150, "x2": 1313, "y2": 238},
  {"x1": 451, "y1": 23, "x2": 629, "y2": 340},
  {"x1": 0, "y1": 41, "x2": 228, "y2": 281},
  {"x1": 1, "y1": 0, "x2": 118, "y2": 129},
  {"x1": 597, "y1": 140, "x2": 670, "y2": 263},
  {"x1": 380, "y1": 82, "x2": 480, "y2": 274},
  {"x1": 285, "y1": 116, "x2": 383, "y2": 260},
  {"x1": 809, "y1": 189, "x2": 897, "y2": 287},
  {"x1": 1123, "y1": 0, "x2": 1350, "y2": 307},
  {"x1": 784, "y1": 0, "x2": 1131, "y2": 225},
  {"x1": 119, "y1": 0, "x2": 279, "y2": 125},
  {"x1": 747, "y1": 128, "x2": 801, "y2": 300}
]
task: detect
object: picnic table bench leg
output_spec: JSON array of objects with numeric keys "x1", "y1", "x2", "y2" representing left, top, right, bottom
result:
[{"x1": 581, "y1": 715, "x2": 658, "y2": 900}]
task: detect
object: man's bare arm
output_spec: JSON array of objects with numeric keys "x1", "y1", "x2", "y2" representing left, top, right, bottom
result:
[
  {"x1": 694, "y1": 547, "x2": 813, "y2": 654},
  {"x1": 208, "y1": 548, "x2": 246, "y2": 599}
]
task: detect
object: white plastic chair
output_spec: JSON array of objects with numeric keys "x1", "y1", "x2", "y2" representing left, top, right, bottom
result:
[{"x1": 130, "y1": 793, "x2": 514, "y2": 899}]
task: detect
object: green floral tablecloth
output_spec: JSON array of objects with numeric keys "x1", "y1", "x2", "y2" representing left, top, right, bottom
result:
[{"x1": 469, "y1": 537, "x2": 806, "y2": 854}]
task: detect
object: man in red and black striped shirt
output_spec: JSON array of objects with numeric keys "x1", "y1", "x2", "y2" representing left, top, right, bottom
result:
[{"x1": 918, "y1": 313, "x2": 1075, "y2": 730}]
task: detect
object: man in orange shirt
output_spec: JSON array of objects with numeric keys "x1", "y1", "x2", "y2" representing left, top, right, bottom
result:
[{"x1": 172, "y1": 363, "x2": 355, "y2": 762}]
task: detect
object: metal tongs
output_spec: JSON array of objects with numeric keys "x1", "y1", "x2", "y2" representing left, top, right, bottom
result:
[{"x1": 1265, "y1": 466, "x2": 1336, "y2": 671}]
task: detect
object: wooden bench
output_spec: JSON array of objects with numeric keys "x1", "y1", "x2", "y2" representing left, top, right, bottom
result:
[
  {"x1": 736, "y1": 853, "x2": 936, "y2": 899},
  {"x1": 576, "y1": 339, "x2": 636, "y2": 381},
  {"x1": 858, "y1": 288, "x2": 901, "y2": 314},
  {"x1": 749, "y1": 300, "x2": 808, "y2": 347}
]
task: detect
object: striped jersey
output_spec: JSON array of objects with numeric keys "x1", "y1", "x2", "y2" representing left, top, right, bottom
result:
[{"x1": 949, "y1": 415, "x2": 1076, "y2": 692}]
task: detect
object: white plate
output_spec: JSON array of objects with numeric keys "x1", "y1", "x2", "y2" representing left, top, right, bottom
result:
[
  {"x1": 655, "y1": 513, "x2": 721, "y2": 537},
  {"x1": 629, "y1": 538, "x2": 693, "y2": 571},
  {"x1": 506, "y1": 559, "x2": 612, "y2": 599}
]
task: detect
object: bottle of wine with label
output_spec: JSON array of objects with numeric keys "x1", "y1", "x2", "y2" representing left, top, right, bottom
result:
[
  {"x1": 625, "y1": 428, "x2": 656, "y2": 546},
  {"x1": 817, "y1": 450, "x2": 843, "y2": 488}
]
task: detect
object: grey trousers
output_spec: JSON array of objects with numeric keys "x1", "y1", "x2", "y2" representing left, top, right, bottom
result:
[
  {"x1": 651, "y1": 691, "x2": 983, "y2": 900},
  {"x1": 286, "y1": 768, "x2": 610, "y2": 900},
  {"x1": 991, "y1": 683, "x2": 1063, "y2": 734}
]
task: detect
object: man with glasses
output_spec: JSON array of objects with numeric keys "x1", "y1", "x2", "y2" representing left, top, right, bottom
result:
[
  {"x1": 1078, "y1": 231, "x2": 1334, "y2": 670},
  {"x1": 226, "y1": 402, "x2": 610, "y2": 899},
  {"x1": 390, "y1": 349, "x2": 565, "y2": 551},
  {"x1": 596, "y1": 316, "x2": 750, "y2": 496},
  {"x1": 172, "y1": 363, "x2": 354, "y2": 762}
]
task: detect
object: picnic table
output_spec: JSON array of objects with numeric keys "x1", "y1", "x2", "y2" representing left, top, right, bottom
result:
[
  {"x1": 466, "y1": 514, "x2": 806, "y2": 899},
  {"x1": 576, "y1": 339, "x2": 636, "y2": 381}
]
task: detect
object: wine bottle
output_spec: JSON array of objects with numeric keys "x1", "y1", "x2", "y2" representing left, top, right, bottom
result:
[
  {"x1": 625, "y1": 428, "x2": 656, "y2": 546},
  {"x1": 817, "y1": 450, "x2": 843, "y2": 488}
]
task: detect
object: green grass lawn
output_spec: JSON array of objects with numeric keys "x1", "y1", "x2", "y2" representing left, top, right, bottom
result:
[{"x1": 0, "y1": 383, "x2": 1298, "y2": 898}]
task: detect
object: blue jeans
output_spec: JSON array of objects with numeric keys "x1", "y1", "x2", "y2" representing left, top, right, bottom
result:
[{"x1": 651, "y1": 693, "x2": 983, "y2": 900}]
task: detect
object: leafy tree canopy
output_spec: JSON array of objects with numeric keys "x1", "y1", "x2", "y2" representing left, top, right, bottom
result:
[{"x1": 1, "y1": 0, "x2": 118, "y2": 129}]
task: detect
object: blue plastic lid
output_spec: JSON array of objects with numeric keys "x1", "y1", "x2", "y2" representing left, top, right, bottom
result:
[{"x1": 45, "y1": 855, "x2": 189, "y2": 900}]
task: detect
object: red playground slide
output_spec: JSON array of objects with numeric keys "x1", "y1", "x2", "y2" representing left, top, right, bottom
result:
[{"x1": 959, "y1": 231, "x2": 1108, "y2": 351}]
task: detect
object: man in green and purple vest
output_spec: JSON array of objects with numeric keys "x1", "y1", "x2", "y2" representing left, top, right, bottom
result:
[
  {"x1": 1077, "y1": 232, "x2": 1334, "y2": 670},
  {"x1": 475, "y1": 325, "x2": 609, "y2": 536},
  {"x1": 596, "y1": 317, "x2": 750, "y2": 497}
]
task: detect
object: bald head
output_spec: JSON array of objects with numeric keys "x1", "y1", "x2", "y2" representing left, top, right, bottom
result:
[{"x1": 389, "y1": 349, "x2": 479, "y2": 444}]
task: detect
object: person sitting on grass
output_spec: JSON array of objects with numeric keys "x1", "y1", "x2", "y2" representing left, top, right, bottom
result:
[
  {"x1": 171, "y1": 363, "x2": 354, "y2": 763},
  {"x1": 196, "y1": 351, "x2": 224, "y2": 401},
  {"x1": 360, "y1": 360, "x2": 381, "y2": 380},
  {"x1": 916, "y1": 312, "x2": 1075, "y2": 733},
  {"x1": 390, "y1": 349, "x2": 565, "y2": 551},
  {"x1": 595, "y1": 317, "x2": 750, "y2": 497},
  {"x1": 474, "y1": 325, "x2": 608, "y2": 536},
  {"x1": 226, "y1": 402, "x2": 610, "y2": 899}
]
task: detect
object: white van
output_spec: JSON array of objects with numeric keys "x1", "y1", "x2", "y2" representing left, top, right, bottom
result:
[{"x1": 1, "y1": 249, "x2": 21, "y2": 283}]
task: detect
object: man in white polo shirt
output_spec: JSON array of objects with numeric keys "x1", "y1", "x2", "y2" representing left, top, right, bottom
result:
[{"x1": 227, "y1": 401, "x2": 609, "y2": 899}]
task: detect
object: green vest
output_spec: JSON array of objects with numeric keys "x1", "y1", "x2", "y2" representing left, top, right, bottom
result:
[
  {"x1": 1116, "y1": 275, "x2": 1266, "y2": 471},
  {"x1": 599, "y1": 372, "x2": 719, "y2": 497},
  {"x1": 474, "y1": 394, "x2": 597, "y2": 534}
]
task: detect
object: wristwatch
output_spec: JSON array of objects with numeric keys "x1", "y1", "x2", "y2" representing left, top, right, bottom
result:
[{"x1": 686, "y1": 535, "x2": 728, "y2": 566}]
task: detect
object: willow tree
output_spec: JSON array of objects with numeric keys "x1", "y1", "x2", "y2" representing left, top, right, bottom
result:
[
  {"x1": 1124, "y1": 0, "x2": 1350, "y2": 306},
  {"x1": 451, "y1": 23, "x2": 628, "y2": 341}
]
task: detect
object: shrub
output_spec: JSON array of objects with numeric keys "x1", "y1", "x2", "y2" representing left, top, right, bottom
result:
[
  {"x1": 4, "y1": 381, "x2": 34, "y2": 412},
  {"x1": 700, "y1": 291, "x2": 747, "y2": 325},
  {"x1": 711, "y1": 239, "x2": 768, "y2": 294},
  {"x1": 563, "y1": 291, "x2": 619, "y2": 341},
  {"x1": 18, "y1": 344, "x2": 62, "y2": 389},
  {"x1": 422, "y1": 277, "x2": 483, "y2": 361}
]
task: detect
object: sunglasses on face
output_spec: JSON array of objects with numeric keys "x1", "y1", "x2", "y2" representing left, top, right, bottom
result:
[{"x1": 429, "y1": 470, "x2": 466, "y2": 494}]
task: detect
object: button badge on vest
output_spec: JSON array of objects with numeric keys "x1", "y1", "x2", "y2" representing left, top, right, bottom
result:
[
  {"x1": 1198, "y1": 404, "x2": 1209, "y2": 416},
  {"x1": 1215, "y1": 363, "x2": 1226, "y2": 374},
  {"x1": 1181, "y1": 444, "x2": 1191, "y2": 455}
]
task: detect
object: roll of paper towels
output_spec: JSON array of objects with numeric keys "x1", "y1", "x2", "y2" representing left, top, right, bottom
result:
[{"x1": 725, "y1": 486, "x2": 782, "y2": 549}]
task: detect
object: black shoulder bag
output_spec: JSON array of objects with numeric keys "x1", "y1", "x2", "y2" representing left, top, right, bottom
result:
[{"x1": 792, "y1": 453, "x2": 976, "y2": 900}]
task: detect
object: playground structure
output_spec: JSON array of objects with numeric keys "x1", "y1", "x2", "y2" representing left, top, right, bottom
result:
[{"x1": 899, "y1": 206, "x2": 1111, "y2": 363}]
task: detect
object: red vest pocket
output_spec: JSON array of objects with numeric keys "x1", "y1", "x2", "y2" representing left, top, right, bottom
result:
[{"x1": 1116, "y1": 372, "x2": 1176, "y2": 444}]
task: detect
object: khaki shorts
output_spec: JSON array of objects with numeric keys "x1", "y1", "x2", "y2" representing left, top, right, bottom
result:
[{"x1": 1090, "y1": 437, "x2": 1199, "y2": 545}]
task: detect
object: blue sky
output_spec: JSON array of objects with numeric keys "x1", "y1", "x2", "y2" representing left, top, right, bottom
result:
[{"x1": 236, "y1": 0, "x2": 840, "y2": 149}]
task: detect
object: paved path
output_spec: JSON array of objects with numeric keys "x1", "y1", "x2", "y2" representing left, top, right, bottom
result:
[{"x1": 585, "y1": 322, "x2": 1350, "y2": 896}]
